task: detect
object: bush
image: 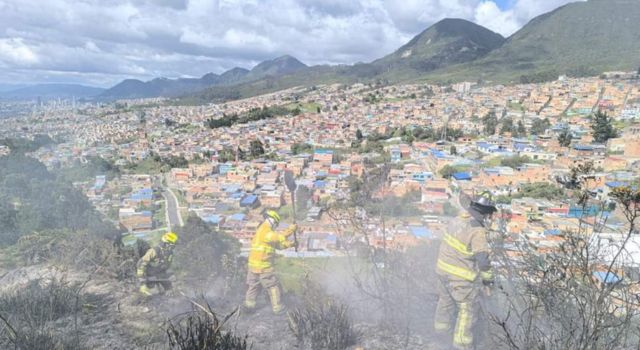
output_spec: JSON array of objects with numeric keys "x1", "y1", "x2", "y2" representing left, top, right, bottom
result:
[
  {"x1": 0, "y1": 277, "x2": 94, "y2": 350},
  {"x1": 174, "y1": 216, "x2": 242, "y2": 285},
  {"x1": 288, "y1": 280, "x2": 358, "y2": 350},
  {"x1": 167, "y1": 303, "x2": 248, "y2": 350}
]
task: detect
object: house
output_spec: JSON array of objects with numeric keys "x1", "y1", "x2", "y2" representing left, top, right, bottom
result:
[
  {"x1": 240, "y1": 194, "x2": 260, "y2": 208},
  {"x1": 119, "y1": 209, "x2": 153, "y2": 232}
]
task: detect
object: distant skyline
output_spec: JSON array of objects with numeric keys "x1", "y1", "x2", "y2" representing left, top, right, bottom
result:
[{"x1": 0, "y1": 0, "x2": 584, "y2": 87}]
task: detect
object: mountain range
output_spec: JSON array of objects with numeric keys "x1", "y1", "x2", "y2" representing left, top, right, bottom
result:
[
  {"x1": 184, "y1": 0, "x2": 640, "y2": 103},
  {"x1": 5, "y1": 0, "x2": 640, "y2": 102},
  {"x1": 99, "y1": 55, "x2": 307, "y2": 100},
  {"x1": 0, "y1": 84, "x2": 105, "y2": 100}
]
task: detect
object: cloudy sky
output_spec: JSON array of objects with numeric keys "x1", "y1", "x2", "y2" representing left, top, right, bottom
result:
[{"x1": 0, "y1": 0, "x2": 583, "y2": 87}]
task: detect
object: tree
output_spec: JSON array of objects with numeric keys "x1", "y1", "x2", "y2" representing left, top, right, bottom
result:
[
  {"x1": 530, "y1": 118, "x2": 551, "y2": 135},
  {"x1": 591, "y1": 110, "x2": 618, "y2": 143},
  {"x1": 356, "y1": 129, "x2": 364, "y2": 141},
  {"x1": 291, "y1": 143, "x2": 313, "y2": 155},
  {"x1": 558, "y1": 129, "x2": 573, "y2": 147},
  {"x1": 482, "y1": 112, "x2": 498, "y2": 136},
  {"x1": 517, "y1": 120, "x2": 526, "y2": 136},
  {"x1": 500, "y1": 116, "x2": 514, "y2": 135},
  {"x1": 489, "y1": 171, "x2": 640, "y2": 350},
  {"x1": 249, "y1": 140, "x2": 265, "y2": 158}
]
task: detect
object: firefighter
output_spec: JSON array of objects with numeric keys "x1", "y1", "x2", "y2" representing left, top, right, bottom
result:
[
  {"x1": 434, "y1": 192, "x2": 496, "y2": 349},
  {"x1": 136, "y1": 232, "x2": 178, "y2": 296},
  {"x1": 244, "y1": 210, "x2": 297, "y2": 314}
]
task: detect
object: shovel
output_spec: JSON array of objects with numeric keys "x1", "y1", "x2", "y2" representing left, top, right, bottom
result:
[{"x1": 284, "y1": 170, "x2": 299, "y2": 252}]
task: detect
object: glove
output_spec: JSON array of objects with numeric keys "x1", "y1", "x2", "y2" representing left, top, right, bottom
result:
[
  {"x1": 480, "y1": 270, "x2": 494, "y2": 286},
  {"x1": 139, "y1": 285, "x2": 152, "y2": 296},
  {"x1": 282, "y1": 240, "x2": 295, "y2": 249},
  {"x1": 136, "y1": 268, "x2": 145, "y2": 279},
  {"x1": 284, "y1": 225, "x2": 298, "y2": 237}
]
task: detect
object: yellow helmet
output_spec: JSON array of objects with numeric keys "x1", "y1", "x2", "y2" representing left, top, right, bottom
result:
[
  {"x1": 459, "y1": 211, "x2": 471, "y2": 219},
  {"x1": 265, "y1": 210, "x2": 281, "y2": 224},
  {"x1": 162, "y1": 232, "x2": 178, "y2": 244}
]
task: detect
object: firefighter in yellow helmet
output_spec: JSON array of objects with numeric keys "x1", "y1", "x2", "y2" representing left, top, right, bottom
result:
[
  {"x1": 136, "y1": 232, "x2": 178, "y2": 296},
  {"x1": 244, "y1": 210, "x2": 297, "y2": 314},
  {"x1": 434, "y1": 192, "x2": 496, "y2": 349}
]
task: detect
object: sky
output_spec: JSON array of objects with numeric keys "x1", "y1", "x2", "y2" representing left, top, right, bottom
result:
[{"x1": 0, "y1": 0, "x2": 585, "y2": 87}]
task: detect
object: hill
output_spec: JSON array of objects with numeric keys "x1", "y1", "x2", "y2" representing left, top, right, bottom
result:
[
  {"x1": 186, "y1": 19, "x2": 503, "y2": 103},
  {"x1": 100, "y1": 56, "x2": 306, "y2": 100},
  {"x1": 371, "y1": 18, "x2": 505, "y2": 79},
  {"x1": 0, "y1": 84, "x2": 105, "y2": 100},
  {"x1": 451, "y1": 0, "x2": 640, "y2": 82}
]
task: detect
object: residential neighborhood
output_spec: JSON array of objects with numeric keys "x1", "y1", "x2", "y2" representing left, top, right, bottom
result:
[{"x1": 2, "y1": 74, "x2": 640, "y2": 267}]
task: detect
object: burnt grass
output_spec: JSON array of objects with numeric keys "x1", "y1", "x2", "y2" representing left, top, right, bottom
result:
[{"x1": 0, "y1": 277, "x2": 108, "y2": 350}]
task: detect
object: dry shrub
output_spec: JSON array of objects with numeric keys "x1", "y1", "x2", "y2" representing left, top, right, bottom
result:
[
  {"x1": 288, "y1": 280, "x2": 358, "y2": 350},
  {"x1": 167, "y1": 302, "x2": 249, "y2": 350},
  {"x1": 12, "y1": 230, "x2": 141, "y2": 281},
  {"x1": 0, "y1": 277, "x2": 95, "y2": 350}
]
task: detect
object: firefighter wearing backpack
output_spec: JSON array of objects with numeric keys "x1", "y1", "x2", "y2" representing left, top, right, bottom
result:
[
  {"x1": 137, "y1": 232, "x2": 178, "y2": 296},
  {"x1": 244, "y1": 210, "x2": 297, "y2": 314}
]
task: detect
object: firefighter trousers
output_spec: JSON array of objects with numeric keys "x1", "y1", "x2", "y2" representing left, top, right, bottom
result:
[
  {"x1": 143, "y1": 269, "x2": 173, "y2": 293},
  {"x1": 434, "y1": 275, "x2": 479, "y2": 349},
  {"x1": 244, "y1": 270, "x2": 285, "y2": 314}
]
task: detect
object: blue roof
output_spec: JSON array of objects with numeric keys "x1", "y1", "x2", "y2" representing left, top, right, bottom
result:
[
  {"x1": 203, "y1": 215, "x2": 222, "y2": 224},
  {"x1": 314, "y1": 180, "x2": 327, "y2": 189},
  {"x1": 593, "y1": 271, "x2": 621, "y2": 284},
  {"x1": 574, "y1": 145, "x2": 593, "y2": 151},
  {"x1": 229, "y1": 213, "x2": 246, "y2": 221},
  {"x1": 452, "y1": 172, "x2": 472, "y2": 181},
  {"x1": 544, "y1": 229, "x2": 561, "y2": 236},
  {"x1": 430, "y1": 149, "x2": 447, "y2": 159},
  {"x1": 605, "y1": 181, "x2": 628, "y2": 188},
  {"x1": 314, "y1": 149, "x2": 334, "y2": 154},
  {"x1": 131, "y1": 188, "x2": 153, "y2": 200},
  {"x1": 409, "y1": 226, "x2": 432, "y2": 238},
  {"x1": 224, "y1": 185, "x2": 241, "y2": 193},
  {"x1": 240, "y1": 194, "x2": 258, "y2": 205}
]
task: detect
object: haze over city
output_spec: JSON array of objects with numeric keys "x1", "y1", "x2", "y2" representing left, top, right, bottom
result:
[{"x1": 1, "y1": 0, "x2": 640, "y2": 349}]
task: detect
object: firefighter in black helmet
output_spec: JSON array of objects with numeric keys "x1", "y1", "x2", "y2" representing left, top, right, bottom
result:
[{"x1": 434, "y1": 191, "x2": 496, "y2": 349}]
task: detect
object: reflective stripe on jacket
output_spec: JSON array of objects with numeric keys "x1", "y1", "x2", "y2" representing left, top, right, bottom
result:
[
  {"x1": 137, "y1": 244, "x2": 173, "y2": 275},
  {"x1": 436, "y1": 225, "x2": 488, "y2": 282},
  {"x1": 248, "y1": 220, "x2": 294, "y2": 273}
]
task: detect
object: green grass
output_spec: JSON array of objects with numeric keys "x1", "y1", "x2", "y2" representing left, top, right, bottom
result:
[
  {"x1": 274, "y1": 257, "x2": 364, "y2": 294},
  {"x1": 508, "y1": 102, "x2": 525, "y2": 111},
  {"x1": 285, "y1": 102, "x2": 321, "y2": 114},
  {"x1": 121, "y1": 228, "x2": 165, "y2": 247},
  {"x1": 154, "y1": 201, "x2": 166, "y2": 227},
  {"x1": 125, "y1": 157, "x2": 164, "y2": 175}
]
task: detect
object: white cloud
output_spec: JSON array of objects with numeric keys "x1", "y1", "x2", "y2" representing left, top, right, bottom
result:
[
  {"x1": 474, "y1": 1, "x2": 520, "y2": 36},
  {"x1": 0, "y1": 0, "x2": 583, "y2": 86},
  {"x1": 0, "y1": 38, "x2": 39, "y2": 65}
]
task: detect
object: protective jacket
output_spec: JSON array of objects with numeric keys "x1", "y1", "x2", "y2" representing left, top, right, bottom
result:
[
  {"x1": 437, "y1": 223, "x2": 491, "y2": 282},
  {"x1": 137, "y1": 243, "x2": 174, "y2": 276},
  {"x1": 247, "y1": 220, "x2": 295, "y2": 273}
]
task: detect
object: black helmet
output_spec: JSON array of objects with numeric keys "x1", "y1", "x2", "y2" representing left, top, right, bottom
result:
[{"x1": 460, "y1": 190, "x2": 497, "y2": 226}]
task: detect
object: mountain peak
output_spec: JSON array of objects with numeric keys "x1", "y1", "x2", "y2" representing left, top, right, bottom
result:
[
  {"x1": 374, "y1": 18, "x2": 504, "y2": 73},
  {"x1": 249, "y1": 55, "x2": 307, "y2": 77}
]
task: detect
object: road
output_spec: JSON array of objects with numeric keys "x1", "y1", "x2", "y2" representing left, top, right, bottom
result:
[{"x1": 162, "y1": 188, "x2": 183, "y2": 229}]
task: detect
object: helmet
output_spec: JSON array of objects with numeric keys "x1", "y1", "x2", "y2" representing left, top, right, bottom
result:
[
  {"x1": 459, "y1": 191, "x2": 497, "y2": 227},
  {"x1": 265, "y1": 210, "x2": 281, "y2": 225},
  {"x1": 162, "y1": 232, "x2": 178, "y2": 244}
]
